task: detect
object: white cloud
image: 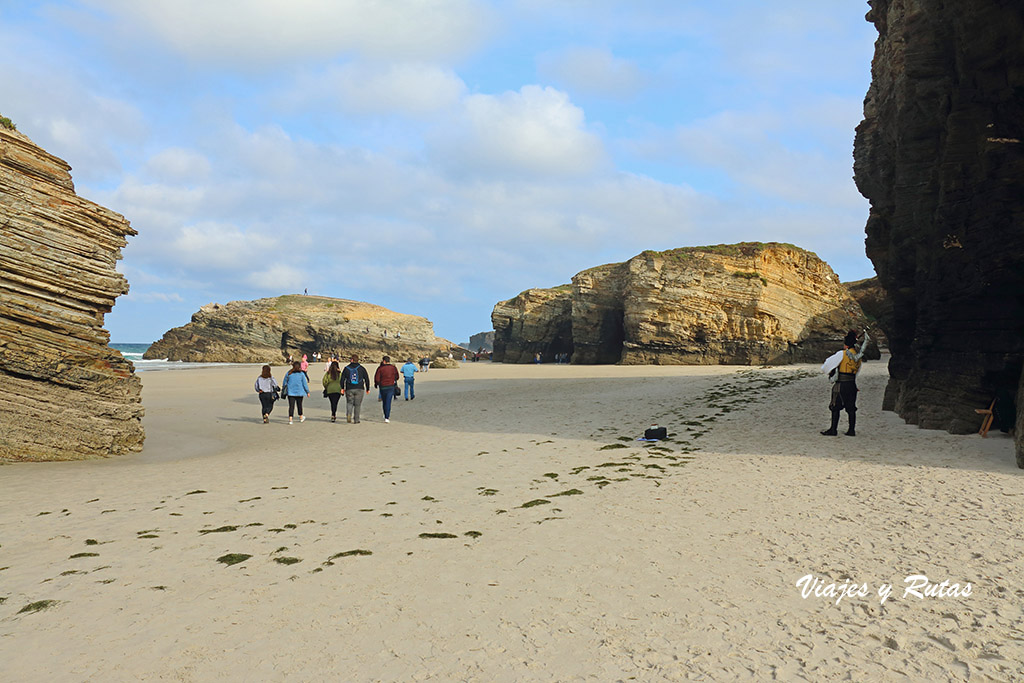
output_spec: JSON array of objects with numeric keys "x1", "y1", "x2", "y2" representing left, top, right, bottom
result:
[
  {"x1": 143, "y1": 148, "x2": 212, "y2": 183},
  {"x1": 0, "y1": 63, "x2": 146, "y2": 184},
  {"x1": 78, "y1": 0, "x2": 492, "y2": 66},
  {"x1": 432, "y1": 85, "x2": 607, "y2": 178},
  {"x1": 538, "y1": 47, "x2": 646, "y2": 98},
  {"x1": 283, "y1": 62, "x2": 466, "y2": 116}
]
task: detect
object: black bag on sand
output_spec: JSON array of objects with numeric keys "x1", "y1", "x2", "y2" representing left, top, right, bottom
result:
[{"x1": 644, "y1": 426, "x2": 667, "y2": 440}]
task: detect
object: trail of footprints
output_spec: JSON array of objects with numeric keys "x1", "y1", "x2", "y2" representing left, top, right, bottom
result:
[{"x1": 3, "y1": 368, "x2": 811, "y2": 617}]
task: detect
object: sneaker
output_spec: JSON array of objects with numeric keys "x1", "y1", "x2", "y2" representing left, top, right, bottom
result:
[
  {"x1": 384, "y1": 418, "x2": 389, "y2": 423},
  {"x1": 263, "y1": 414, "x2": 269, "y2": 423},
  {"x1": 845, "y1": 430, "x2": 855, "y2": 436},
  {"x1": 331, "y1": 416, "x2": 336, "y2": 423},
  {"x1": 288, "y1": 418, "x2": 293, "y2": 425},
  {"x1": 347, "y1": 415, "x2": 353, "y2": 423},
  {"x1": 820, "y1": 429, "x2": 836, "y2": 436},
  {"x1": 300, "y1": 415, "x2": 305, "y2": 423}
]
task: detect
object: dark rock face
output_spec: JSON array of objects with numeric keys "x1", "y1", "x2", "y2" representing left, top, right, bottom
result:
[
  {"x1": 492, "y1": 243, "x2": 877, "y2": 365},
  {"x1": 0, "y1": 128, "x2": 144, "y2": 461},
  {"x1": 854, "y1": 0, "x2": 1024, "y2": 433},
  {"x1": 468, "y1": 331, "x2": 494, "y2": 352},
  {"x1": 1016, "y1": 369, "x2": 1024, "y2": 468}
]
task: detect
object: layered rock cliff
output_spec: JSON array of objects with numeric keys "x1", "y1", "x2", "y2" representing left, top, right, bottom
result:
[
  {"x1": 0, "y1": 127, "x2": 143, "y2": 461},
  {"x1": 145, "y1": 295, "x2": 459, "y2": 363},
  {"x1": 843, "y1": 277, "x2": 891, "y2": 349},
  {"x1": 492, "y1": 243, "x2": 878, "y2": 365},
  {"x1": 854, "y1": 0, "x2": 1024, "y2": 433}
]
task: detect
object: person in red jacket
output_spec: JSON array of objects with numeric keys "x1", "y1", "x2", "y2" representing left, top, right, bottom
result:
[{"x1": 374, "y1": 355, "x2": 400, "y2": 423}]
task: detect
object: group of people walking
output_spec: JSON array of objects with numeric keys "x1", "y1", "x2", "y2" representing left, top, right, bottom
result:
[{"x1": 254, "y1": 354, "x2": 421, "y2": 425}]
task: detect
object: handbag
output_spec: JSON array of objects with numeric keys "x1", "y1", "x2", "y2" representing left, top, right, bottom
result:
[
  {"x1": 393, "y1": 384, "x2": 401, "y2": 398},
  {"x1": 323, "y1": 388, "x2": 329, "y2": 398},
  {"x1": 272, "y1": 389, "x2": 280, "y2": 401}
]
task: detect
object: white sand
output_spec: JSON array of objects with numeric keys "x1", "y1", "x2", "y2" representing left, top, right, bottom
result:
[{"x1": 1, "y1": 358, "x2": 1021, "y2": 681}]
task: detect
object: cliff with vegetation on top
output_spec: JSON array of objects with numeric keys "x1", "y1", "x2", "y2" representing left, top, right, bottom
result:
[
  {"x1": 492, "y1": 243, "x2": 879, "y2": 366},
  {"x1": 146, "y1": 295, "x2": 461, "y2": 364}
]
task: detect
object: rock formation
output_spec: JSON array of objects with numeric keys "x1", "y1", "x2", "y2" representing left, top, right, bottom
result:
[
  {"x1": 491, "y1": 287, "x2": 573, "y2": 364},
  {"x1": 854, "y1": 0, "x2": 1024, "y2": 433},
  {"x1": 0, "y1": 127, "x2": 143, "y2": 461},
  {"x1": 492, "y1": 243, "x2": 878, "y2": 365},
  {"x1": 843, "y1": 277, "x2": 891, "y2": 349},
  {"x1": 467, "y1": 331, "x2": 494, "y2": 353},
  {"x1": 145, "y1": 295, "x2": 459, "y2": 364}
]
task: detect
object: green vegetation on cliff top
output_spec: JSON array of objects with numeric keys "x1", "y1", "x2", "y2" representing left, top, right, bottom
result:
[
  {"x1": 0, "y1": 114, "x2": 16, "y2": 131},
  {"x1": 642, "y1": 242, "x2": 808, "y2": 262}
]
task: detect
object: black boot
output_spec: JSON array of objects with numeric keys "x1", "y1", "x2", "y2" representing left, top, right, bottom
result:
[
  {"x1": 845, "y1": 412, "x2": 856, "y2": 436},
  {"x1": 821, "y1": 410, "x2": 840, "y2": 436}
]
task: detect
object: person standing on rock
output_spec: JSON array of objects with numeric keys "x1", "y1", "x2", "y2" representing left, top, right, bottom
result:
[
  {"x1": 341, "y1": 354, "x2": 370, "y2": 424},
  {"x1": 401, "y1": 358, "x2": 418, "y2": 400},
  {"x1": 282, "y1": 361, "x2": 310, "y2": 424},
  {"x1": 322, "y1": 360, "x2": 344, "y2": 423},
  {"x1": 254, "y1": 365, "x2": 280, "y2": 424},
  {"x1": 374, "y1": 355, "x2": 400, "y2": 423},
  {"x1": 821, "y1": 329, "x2": 870, "y2": 437}
]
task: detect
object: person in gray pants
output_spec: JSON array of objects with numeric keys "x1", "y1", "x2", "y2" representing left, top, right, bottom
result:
[{"x1": 341, "y1": 354, "x2": 371, "y2": 424}]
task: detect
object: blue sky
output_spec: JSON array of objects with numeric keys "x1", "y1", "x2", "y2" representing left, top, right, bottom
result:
[{"x1": 1, "y1": 1, "x2": 878, "y2": 344}]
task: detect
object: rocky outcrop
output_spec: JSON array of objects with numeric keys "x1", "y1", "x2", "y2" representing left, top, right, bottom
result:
[
  {"x1": 145, "y1": 295, "x2": 459, "y2": 364},
  {"x1": 853, "y1": 0, "x2": 1024, "y2": 433},
  {"x1": 467, "y1": 331, "x2": 494, "y2": 353},
  {"x1": 492, "y1": 243, "x2": 878, "y2": 365},
  {"x1": 0, "y1": 128, "x2": 143, "y2": 461},
  {"x1": 1016, "y1": 368, "x2": 1024, "y2": 469},
  {"x1": 843, "y1": 277, "x2": 891, "y2": 349},
  {"x1": 491, "y1": 287, "x2": 573, "y2": 363}
]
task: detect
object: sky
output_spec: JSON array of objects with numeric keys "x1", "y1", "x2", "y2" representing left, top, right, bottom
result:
[{"x1": 0, "y1": 1, "x2": 879, "y2": 345}]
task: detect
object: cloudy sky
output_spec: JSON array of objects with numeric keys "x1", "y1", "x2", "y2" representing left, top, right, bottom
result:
[{"x1": 1, "y1": 1, "x2": 878, "y2": 344}]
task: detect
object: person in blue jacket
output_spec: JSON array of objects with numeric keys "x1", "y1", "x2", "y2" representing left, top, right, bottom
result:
[
  {"x1": 401, "y1": 359, "x2": 418, "y2": 400},
  {"x1": 282, "y1": 360, "x2": 310, "y2": 424}
]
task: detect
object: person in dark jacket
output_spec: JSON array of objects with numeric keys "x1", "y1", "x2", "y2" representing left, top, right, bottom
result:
[
  {"x1": 374, "y1": 355, "x2": 400, "y2": 423},
  {"x1": 341, "y1": 354, "x2": 371, "y2": 424},
  {"x1": 254, "y1": 364, "x2": 280, "y2": 423}
]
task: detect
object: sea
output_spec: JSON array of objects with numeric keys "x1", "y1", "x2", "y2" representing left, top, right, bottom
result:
[{"x1": 110, "y1": 343, "x2": 248, "y2": 372}]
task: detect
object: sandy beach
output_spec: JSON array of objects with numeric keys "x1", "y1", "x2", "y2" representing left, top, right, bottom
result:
[{"x1": 1, "y1": 359, "x2": 1021, "y2": 681}]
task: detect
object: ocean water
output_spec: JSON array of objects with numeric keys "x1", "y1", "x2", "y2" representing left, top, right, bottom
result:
[{"x1": 110, "y1": 343, "x2": 248, "y2": 372}]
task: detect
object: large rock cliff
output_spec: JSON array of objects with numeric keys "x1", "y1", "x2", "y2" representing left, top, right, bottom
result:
[
  {"x1": 853, "y1": 0, "x2": 1024, "y2": 433},
  {"x1": 146, "y1": 295, "x2": 459, "y2": 364},
  {"x1": 0, "y1": 127, "x2": 143, "y2": 461},
  {"x1": 492, "y1": 243, "x2": 878, "y2": 365}
]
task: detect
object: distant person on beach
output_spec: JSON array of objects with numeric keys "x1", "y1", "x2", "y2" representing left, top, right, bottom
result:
[
  {"x1": 821, "y1": 329, "x2": 870, "y2": 437},
  {"x1": 419, "y1": 357, "x2": 430, "y2": 373},
  {"x1": 341, "y1": 355, "x2": 370, "y2": 424},
  {"x1": 374, "y1": 356, "x2": 400, "y2": 423},
  {"x1": 254, "y1": 365, "x2": 280, "y2": 424},
  {"x1": 401, "y1": 358, "x2": 418, "y2": 400},
  {"x1": 322, "y1": 360, "x2": 344, "y2": 423},
  {"x1": 300, "y1": 354, "x2": 309, "y2": 373},
  {"x1": 282, "y1": 361, "x2": 310, "y2": 425}
]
